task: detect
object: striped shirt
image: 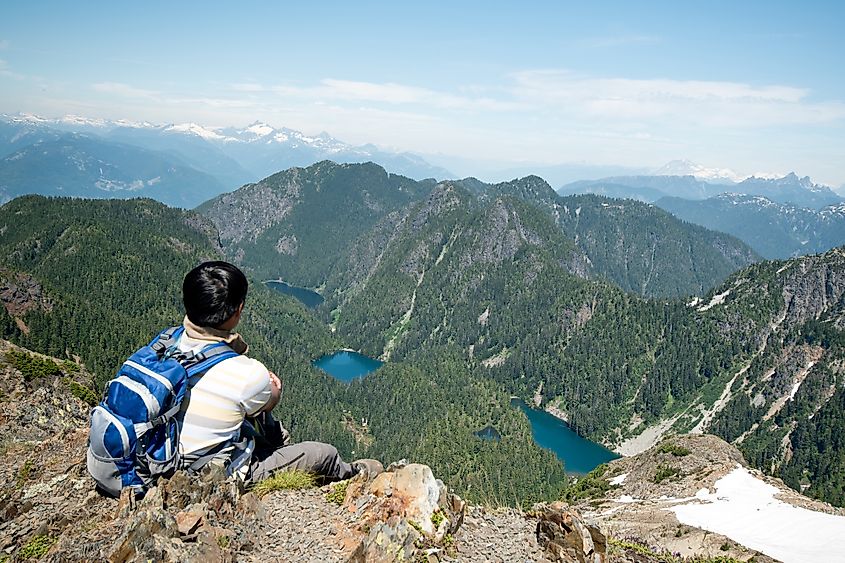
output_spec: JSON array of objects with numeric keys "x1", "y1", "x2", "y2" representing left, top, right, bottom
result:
[{"x1": 177, "y1": 333, "x2": 272, "y2": 463}]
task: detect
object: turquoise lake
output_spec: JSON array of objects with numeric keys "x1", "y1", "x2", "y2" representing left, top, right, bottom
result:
[
  {"x1": 311, "y1": 350, "x2": 617, "y2": 474},
  {"x1": 512, "y1": 399, "x2": 619, "y2": 475},
  {"x1": 266, "y1": 280, "x2": 324, "y2": 308},
  {"x1": 313, "y1": 350, "x2": 384, "y2": 382}
]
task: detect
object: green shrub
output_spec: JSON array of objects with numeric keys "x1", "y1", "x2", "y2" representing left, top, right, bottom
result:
[
  {"x1": 16, "y1": 459, "x2": 35, "y2": 489},
  {"x1": 251, "y1": 470, "x2": 315, "y2": 497},
  {"x1": 657, "y1": 442, "x2": 691, "y2": 457},
  {"x1": 63, "y1": 377, "x2": 99, "y2": 406},
  {"x1": 561, "y1": 464, "x2": 620, "y2": 503},
  {"x1": 6, "y1": 350, "x2": 61, "y2": 382},
  {"x1": 609, "y1": 537, "x2": 743, "y2": 563},
  {"x1": 326, "y1": 479, "x2": 350, "y2": 505},
  {"x1": 653, "y1": 464, "x2": 682, "y2": 484},
  {"x1": 19, "y1": 534, "x2": 56, "y2": 559}
]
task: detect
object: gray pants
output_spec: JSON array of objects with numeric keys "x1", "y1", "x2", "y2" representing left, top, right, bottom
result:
[{"x1": 246, "y1": 440, "x2": 356, "y2": 485}]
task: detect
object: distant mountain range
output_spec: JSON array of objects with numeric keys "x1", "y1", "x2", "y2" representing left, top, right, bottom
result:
[
  {"x1": 651, "y1": 159, "x2": 782, "y2": 184},
  {"x1": 560, "y1": 171, "x2": 842, "y2": 210},
  {"x1": 0, "y1": 114, "x2": 454, "y2": 207}
]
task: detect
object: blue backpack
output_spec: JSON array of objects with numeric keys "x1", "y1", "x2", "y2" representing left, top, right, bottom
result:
[{"x1": 86, "y1": 326, "x2": 239, "y2": 497}]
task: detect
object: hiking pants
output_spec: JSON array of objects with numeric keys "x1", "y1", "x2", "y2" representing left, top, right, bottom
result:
[{"x1": 241, "y1": 411, "x2": 355, "y2": 484}]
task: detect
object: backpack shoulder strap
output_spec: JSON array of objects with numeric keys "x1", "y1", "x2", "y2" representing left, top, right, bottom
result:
[
  {"x1": 185, "y1": 341, "x2": 239, "y2": 377},
  {"x1": 150, "y1": 326, "x2": 185, "y2": 354}
]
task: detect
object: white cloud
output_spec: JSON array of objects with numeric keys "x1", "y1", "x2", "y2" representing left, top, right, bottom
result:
[
  {"x1": 508, "y1": 70, "x2": 845, "y2": 127},
  {"x1": 92, "y1": 82, "x2": 159, "y2": 100},
  {"x1": 271, "y1": 78, "x2": 520, "y2": 111},
  {"x1": 0, "y1": 58, "x2": 23, "y2": 80}
]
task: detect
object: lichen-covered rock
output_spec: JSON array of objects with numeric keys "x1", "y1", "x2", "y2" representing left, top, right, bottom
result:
[
  {"x1": 342, "y1": 462, "x2": 465, "y2": 559},
  {"x1": 534, "y1": 502, "x2": 606, "y2": 563}
]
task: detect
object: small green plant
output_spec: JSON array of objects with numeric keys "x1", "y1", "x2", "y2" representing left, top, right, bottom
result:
[
  {"x1": 430, "y1": 509, "x2": 444, "y2": 529},
  {"x1": 63, "y1": 377, "x2": 99, "y2": 406},
  {"x1": 609, "y1": 537, "x2": 742, "y2": 563},
  {"x1": 326, "y1": 479, "x2": 350, "y2": 505},
  {"x1": 653, "y1": 464, "x2": 682, "y2": 484},
  {"x1": 7, "y1": 350, "x2": 61, "y2": 382},
  {"x1": 216, "y1": 535, "x2": 230, "y2": 549},
  {"x1": 251, "y1": 469, "x2": 315, "y2": 498},
  {"x1": 657, "y1": 442, "x2": 691, "y2": 457},
  {"x1": 561, "y1": 464, "x2": 619, "y2": 503},
  {"x1": 19, "y1": 534, "x2": 56, "y2": 559},
  {"x1": 16, "y1": 459, "x2": 35, "y2": 489},
  {"x1": 408, "y1": 520, "x2": 425, "y2": 535},
  {"x1": 61, "y1": 360, "x2": 80, "y2": 373},
  {"x1": 720, "y1": 542, "x2": 731, "y2": 551}
]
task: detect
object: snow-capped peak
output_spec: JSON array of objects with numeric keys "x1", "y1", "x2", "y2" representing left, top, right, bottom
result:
[
  {"x1": 244, "y1": 121, "x2": 276, "y2": 137},
  {"x1": 59, "y1": 115, "x2": 109, "y2": 127},
  {"x1": 164, "y1": 122, "x2": 228, "y2": 141},
  {"x1": 653, "y1": 159, "x2": 744, "y2": 183}
]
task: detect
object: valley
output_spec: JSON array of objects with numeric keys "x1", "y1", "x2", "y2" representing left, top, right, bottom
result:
[{"x1": 3, "y1": 158, "x2": 845, "y2": 558}]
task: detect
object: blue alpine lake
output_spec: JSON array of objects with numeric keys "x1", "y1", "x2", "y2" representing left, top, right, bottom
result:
[
  {"x1": 512, "y1": 399, "x2": 619, "y2": 475},
  {"x1": 310, "y1": 351, "x2": 617, "y2": 473},
  {"x1": 265, "y1": 280, "x2": 324, "y2": 308},
  {"x1": 313, "y1": 350, "x2": 384, "y2": 382}
]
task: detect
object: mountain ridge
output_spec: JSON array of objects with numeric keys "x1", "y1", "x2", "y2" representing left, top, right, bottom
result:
[{"x1": 656, "y1": 193, "x2": 845, "y2": 259}]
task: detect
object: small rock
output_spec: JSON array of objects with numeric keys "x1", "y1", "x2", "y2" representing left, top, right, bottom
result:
[
  {"x1": 534, "y1": 502, "x2": 606, "y2": 563},
  {"x1": 176, "y1": 511, "x2": 203, "y2": 536}
]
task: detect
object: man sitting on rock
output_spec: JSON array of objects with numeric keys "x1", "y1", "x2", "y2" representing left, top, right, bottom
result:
[{"x1": 178, "y1": 260, "x2": 382, "y2": 484}]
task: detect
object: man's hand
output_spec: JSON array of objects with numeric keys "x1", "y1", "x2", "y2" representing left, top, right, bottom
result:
[{"x1": 263, "y1": 370, "x2": 282, "y2": 412}]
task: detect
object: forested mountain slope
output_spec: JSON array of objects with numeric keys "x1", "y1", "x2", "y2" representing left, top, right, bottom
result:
[
  {"x1": 0, "y1": 195, "x2": 563, "y2": 505},
  {"x1": 555, "y1": 194, "x2": 758, "y2": 297},
  {"x1": 322, "y1": 180, "x2": 748, "y2": 441},
  {"x1": 657, "y1": 193, "x2": 845, "y2": 259},
  {"x1": 197, "y1": 161, "x2": 434, "y2": 285},
  {"x1": 310, "y1": 178, "x2": 845, "y2": 507},
  {"x1": 203, "y1": 162, "x2": 757, "y2": 298}
]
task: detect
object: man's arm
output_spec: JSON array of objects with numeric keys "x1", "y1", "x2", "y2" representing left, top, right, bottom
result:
[{"x1": 261, "y1": 371, "x2": 282, "y2": 413}]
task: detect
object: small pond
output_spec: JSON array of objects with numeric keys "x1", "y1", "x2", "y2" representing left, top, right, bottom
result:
[
  {"x1": 313, "y1": 350, "x2": 383, "y2": 382},
  {"x1": 473, "y1": 425, "x2": 502, "y2": 441}
]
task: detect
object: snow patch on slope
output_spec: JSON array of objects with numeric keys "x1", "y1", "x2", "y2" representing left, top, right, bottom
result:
[
  {"x1": 671, "y1": 465, "x2": 845, "y2": 563},
  {"x1": 698, "y1": 290, "x2": 731, "y2": 312}
]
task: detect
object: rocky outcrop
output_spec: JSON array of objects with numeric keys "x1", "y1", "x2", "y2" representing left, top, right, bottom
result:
[
  {"x1": 0, "y1": 270, "x2": 53, "y2": 333},
  {"x1": 534, "y1": 502, "x2": 606, "y2": 563},
  {"x1": 202, "y1": 170, "x2": 303, "y2": 245},
  {"x1": 576, "y1": 434, "x2": 842, "y2": 562}
]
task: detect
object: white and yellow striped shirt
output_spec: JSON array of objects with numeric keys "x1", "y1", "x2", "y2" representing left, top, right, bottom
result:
[{"x1": 177, "y1": 333, "x2": 271, "y2": 461}]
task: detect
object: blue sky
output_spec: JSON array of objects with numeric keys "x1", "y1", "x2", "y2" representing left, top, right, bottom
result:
[{"x1": 1, "y1": 0, "x2": 843, "y2": 184}]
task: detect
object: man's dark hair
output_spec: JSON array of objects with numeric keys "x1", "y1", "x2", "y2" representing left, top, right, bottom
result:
[{"x1": 182, "y1": 261, "x2": 248, "y2": 328}]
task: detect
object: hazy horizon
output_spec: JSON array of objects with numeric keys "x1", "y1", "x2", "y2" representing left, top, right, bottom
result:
[{"x1": 1, "y1": 0, "x2": 843, "y2": 186}]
